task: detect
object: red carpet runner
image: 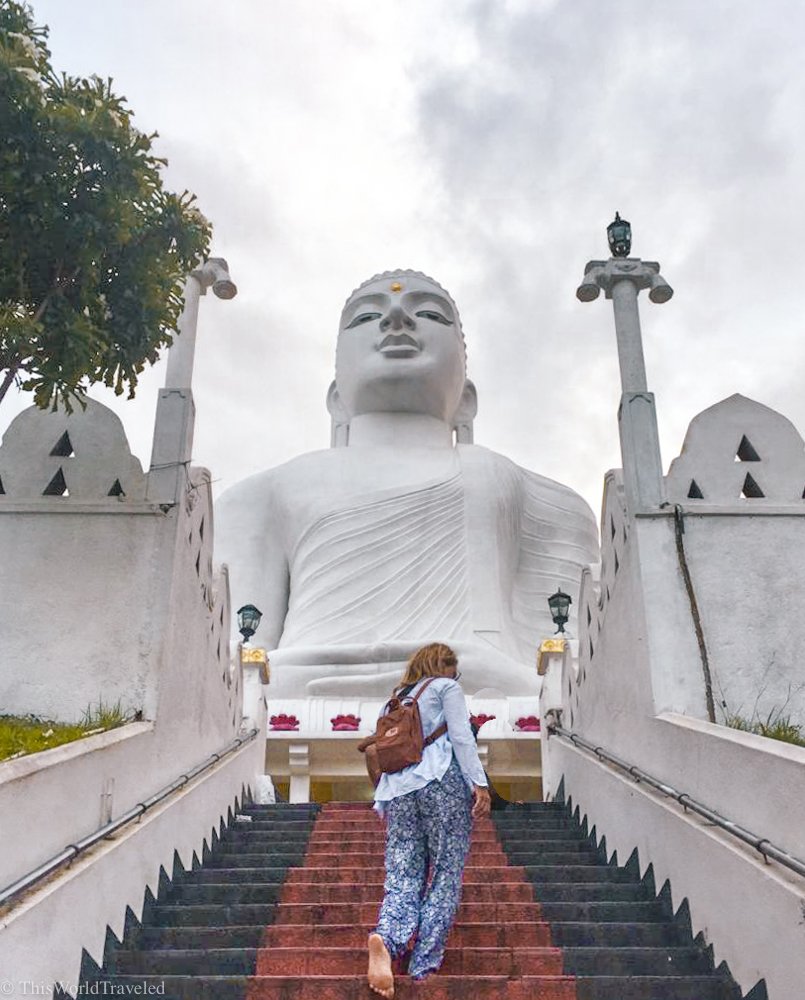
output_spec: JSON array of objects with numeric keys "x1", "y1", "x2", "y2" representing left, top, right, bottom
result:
[{"x1": 245, "y1": 802, "x2": 577, "y2": 1000}]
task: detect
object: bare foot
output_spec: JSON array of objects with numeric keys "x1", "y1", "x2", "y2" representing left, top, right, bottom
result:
[{"x1": 367, "y1": 933, "x2": 394, "y2": 999}]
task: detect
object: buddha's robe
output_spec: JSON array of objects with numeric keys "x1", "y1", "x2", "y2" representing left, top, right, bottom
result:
[{"x1": 215, "y1": 445, "x2": 598, "y2": 698}]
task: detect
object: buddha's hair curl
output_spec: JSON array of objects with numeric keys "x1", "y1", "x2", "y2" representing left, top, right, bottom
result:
[{"x1": 341, "y1": 269, "x2": 464, "y2": 343}]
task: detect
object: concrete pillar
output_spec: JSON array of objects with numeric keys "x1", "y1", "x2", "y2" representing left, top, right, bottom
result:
[{"x1": 289, "y1": 742, "x2": 311, "y2": 803}]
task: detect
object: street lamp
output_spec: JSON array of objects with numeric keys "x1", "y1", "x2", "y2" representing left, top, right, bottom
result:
[
  {"x1": 237, "y1": 604, "x2": 263, "y2": 643},
  {"x1": 547, "y1": 589, "x2": 572, "y2": 634}
]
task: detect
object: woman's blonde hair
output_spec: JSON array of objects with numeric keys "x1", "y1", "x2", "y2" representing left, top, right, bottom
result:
[{"x1": 393, "y1": 643, "x2": 458, "y2": 695}]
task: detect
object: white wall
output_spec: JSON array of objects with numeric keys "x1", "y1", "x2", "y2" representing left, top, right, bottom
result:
[
  {"x1": 0, "y1": 398, "x2": 267, "y2": 985},
  {"x1": 546, "y1": 733, "x2": 805, "y2": 1000},
  {"x1": 0, "y1": 737, "x2": 263, "y2": 992}
]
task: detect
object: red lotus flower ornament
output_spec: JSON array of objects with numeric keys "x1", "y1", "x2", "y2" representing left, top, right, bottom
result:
[
  {"x1": 331, "y1": 714, "x2": 361, "y2": 731},
  {"x1": 269, "y1": 713, "x2": 300, "y2": 731},
  {"x1": 515, "y1": 715, "x2": 541, "y2": 732},
  {"x1": 470, "y1": 713, "x2": 496, "y2": 731}
]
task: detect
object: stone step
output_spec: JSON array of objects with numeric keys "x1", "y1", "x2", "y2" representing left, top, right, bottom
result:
[
  {"x1": 271, "y1": 900, "x2": 545, "y2": 925},
  {"x1": 260, "y1": 920, "x2": 554, "y2": 949},
  {"x1": 169, "y1": 884, "x2": 285, "y2": 905},
  {"x1": 221, "y1": 830, "x2": 314, "y2": 844},
  {"x1": 92, "y1": 974, "x2": 579, "y2": 1000},
  {"x1": 523, "y1": 865, "x2": 641, "y2": 885},
  {"x1": 561, "y1": 946, "x2": 714, "y2": 977},
  {"x1": 183, "y1": 868, "x2": 296, "y2": 885},
  {"x1": 497, "y1": 841, "x2": 600, "y2": 857},
  {"x1": 239, "y1": 819, "x2": 348, "y2": 832},
  {"x1": 538, "y1": 901, "x2": 669, "y2": 923},
  {"x1": 305, "y1": 828, "x2": 501, "y2": 841},
  {"x1": 300, "y1": 849, "x2": 509, "y2": 866},
  {"x1": 171, "y1": 880, "x2": 537, "y2": 906},
  {"x1": 132, "y1": 926, "x2": 265, "y2": 951},
  {"x1": 110, "y1": 948, "x2": 256, "y2": 975},
  {"x1": 532, "y1": 883, "x2": 654, "y2": 903},
  {"x1": 550, "y1": 921, "x2": 689, "y2": 948},
  {"x1": 151, "y1": 903, "x2": 277, "y2": 927},
  {"x1": 207, "y1": 853, "x2": 307, "y2": 868},
  {"x1": 240, "y1": 803, "x2": 321, "y2": 814},
  {"x1": 284, "y1": 864, "x2": 528, "y2": 884},
  {"x1": 492, "y1": 829, "x2": 589, "y2": 842},
  {"x1": 493, "y1": 819, "x2": 579, "y2": 832},
  {"x1": 254, "y1": 945, "x2": 566, "y2": 977},
  {"x1": 573, "y1": 975, "x2": 740, "y2": 1000},
  {"x1": 503, "y1": 852, "x2": 605, "y2": 866}
]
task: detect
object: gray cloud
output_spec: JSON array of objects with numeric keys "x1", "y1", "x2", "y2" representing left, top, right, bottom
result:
[{"x1": 4, "y1": 0, "x2": 805, "y2": 521}]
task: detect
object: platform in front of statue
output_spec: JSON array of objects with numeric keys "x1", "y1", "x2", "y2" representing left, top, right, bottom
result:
[{"x1": 263, "y1": 695, "x2": 543, "y2": 804}]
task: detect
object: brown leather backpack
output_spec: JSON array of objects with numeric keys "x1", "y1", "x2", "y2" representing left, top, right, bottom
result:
[{"x1": 357, "y1": 677, "x2": 447, "y2": 786}]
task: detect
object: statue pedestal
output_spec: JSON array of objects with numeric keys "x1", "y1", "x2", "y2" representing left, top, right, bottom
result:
[{"x1": 264, "y1": 696, "x2": 543, "y2": 803}]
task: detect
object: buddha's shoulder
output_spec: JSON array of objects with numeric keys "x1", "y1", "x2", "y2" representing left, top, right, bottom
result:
[
  {"x1": 458, "y1": 445, "x2": 596, "y2": 521},
  {"x1": 217, "y1": 450, "x2": 337, "y2": 506}
]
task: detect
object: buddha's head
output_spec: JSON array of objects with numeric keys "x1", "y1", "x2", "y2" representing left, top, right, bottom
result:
[{"x1": 327, "y1": 270, "x2": 477, "y2": 445}]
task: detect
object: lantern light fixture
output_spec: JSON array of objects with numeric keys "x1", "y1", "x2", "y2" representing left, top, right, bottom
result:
[
  {"x1": 547, "y1": 588, "x2": 572, "y2": 634},
  {"x1": 607, "y1": 212, "x2": 632, "y2": 258},
  {"x1": 237, "y1": 604, "x2": 263, "y2": 643}
]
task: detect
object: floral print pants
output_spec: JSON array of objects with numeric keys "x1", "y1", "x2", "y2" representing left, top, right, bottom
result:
[{"x1": 374, "y1": 757, "x2": 473, "y2": 978}]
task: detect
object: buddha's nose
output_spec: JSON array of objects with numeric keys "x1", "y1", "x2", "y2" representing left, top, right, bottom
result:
[{"x1": 380, "y1": 304, "x2": 415, "y2": 332}]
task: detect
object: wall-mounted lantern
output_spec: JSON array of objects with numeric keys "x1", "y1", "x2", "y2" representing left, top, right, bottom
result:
[
  {"x1": 547, "y1": 588, "x2": 572, "y2": 634},
  {"x1": 237, "y1": 604, "x2": 263, "y2": 643}
]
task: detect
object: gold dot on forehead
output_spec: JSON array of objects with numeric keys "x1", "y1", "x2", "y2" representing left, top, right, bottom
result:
[{"x1": 390, "y1": 281, "x2": 403, "y2": 292}]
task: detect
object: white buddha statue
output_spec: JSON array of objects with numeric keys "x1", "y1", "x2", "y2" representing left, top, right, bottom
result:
[{"x1": 215, "y1": 271, "x2": 598, "y2": 699}]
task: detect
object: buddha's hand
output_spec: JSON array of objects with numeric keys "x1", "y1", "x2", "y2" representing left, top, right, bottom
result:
[{"x1": 472, "y1": 785, "x2": 491, "y2": 818}]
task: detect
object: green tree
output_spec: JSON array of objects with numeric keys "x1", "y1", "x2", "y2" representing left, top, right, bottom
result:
[{"x1": 0, "y1": 1, "x2": 211, "y2": 410}]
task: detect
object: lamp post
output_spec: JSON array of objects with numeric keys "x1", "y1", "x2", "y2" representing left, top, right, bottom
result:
[
  {"x1": 164, "y1": 258, "x2": 238, "y2": 390},
  {"x1": 147, "y1": 257, "x2": 238, "y2": 504},
  {"x1": 547, "y1": 588, "x2": 572, "y2": 634},
  {"x1": 576, "y1": 215, "x2": 672, "y2": 511}
]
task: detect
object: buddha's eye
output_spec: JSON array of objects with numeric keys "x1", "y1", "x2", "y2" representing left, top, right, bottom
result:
[
  {"x1": 415, "y1": 309, "x2": 451, "y2": 325},
  {"x1": 346, "y1": 312, "x2": 381, "y2": 329}
]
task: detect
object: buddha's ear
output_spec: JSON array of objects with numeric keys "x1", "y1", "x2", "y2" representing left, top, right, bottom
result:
[
  {"x1": 454, "y1": 379, "x2": 477, "y2": 444},
  {"x1": 327, "y1": 381, "x2": 350, "y2": 447}
]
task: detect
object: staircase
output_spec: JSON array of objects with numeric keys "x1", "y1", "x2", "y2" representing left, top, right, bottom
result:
[{"x1": 84, "y1": 800, "x2": 746, "y2": 999}]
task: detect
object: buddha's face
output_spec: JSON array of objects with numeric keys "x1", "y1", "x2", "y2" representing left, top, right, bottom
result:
[{"x1": 335, "y1": 274, "x2": 466, "y2": 423}]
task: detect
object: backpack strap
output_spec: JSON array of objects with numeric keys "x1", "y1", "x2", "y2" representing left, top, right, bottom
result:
[{"x1": 424, "y1": 722, "x2": 448, "y2": 746}]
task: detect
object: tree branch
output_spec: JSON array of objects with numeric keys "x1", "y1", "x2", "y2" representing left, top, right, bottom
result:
[{"x1": 0, "y1": 364, "x2": 20, "y2": 406}]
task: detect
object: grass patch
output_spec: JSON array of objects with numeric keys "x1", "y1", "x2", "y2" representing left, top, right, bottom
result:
[
  {"x1": 0, "y1": 701, "x2": 133, "y2": 762},
  {"x1": 725, "y1": 711, "x2": 805, "y2": 748}
]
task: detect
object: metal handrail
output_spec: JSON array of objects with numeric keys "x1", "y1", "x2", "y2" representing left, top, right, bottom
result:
[
  {"x1": 0, "y1": 728, "x2": 259, "y2": 909},
  {"x1": 550, "y1": 724, "x2": 805, "y2": 880}
]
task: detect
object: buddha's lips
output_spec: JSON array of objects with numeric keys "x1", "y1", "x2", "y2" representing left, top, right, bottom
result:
[{"x1": 379, "y1": 333, "x2": 420, "y2": 357}]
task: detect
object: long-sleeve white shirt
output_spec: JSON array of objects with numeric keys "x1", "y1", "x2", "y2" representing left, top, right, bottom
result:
[{"x1": 373, "y1": 677, "x2": 488, "y2": 814}]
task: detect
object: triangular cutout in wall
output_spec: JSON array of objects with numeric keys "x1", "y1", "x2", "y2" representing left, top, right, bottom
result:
[
  {"x1": 741, "y1": 473, "x2": 764, "y2": 499},
  {"x1": 687, "y1": 479, "x2": 704, "y2": 499},
  {"x1": 0, "y1": 474, "x2": 5, "y2": 494},
  {"x1": 43, "y1": 467, "x2": 69, "y2": 496},
  {"x1": 108, "y1": 479, "x2": 125, "y2": 496},
  {"x1": 50, "y1": 432, "x2": 74, "y2": 457},
  {"x1": 735, "y1": 435, "x2": 761, "y2": 462}
]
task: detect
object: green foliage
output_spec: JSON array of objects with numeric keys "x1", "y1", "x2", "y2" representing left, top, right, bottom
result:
[
  {"x1": 0, "y1": 1, "x2": 212, "y2": 410},
  {"x1": 0, "y1": 700, "x2": 134, "y2": 761},
  {"x1": 725, "y1": 709, "x2": 805, "y2": 748}
]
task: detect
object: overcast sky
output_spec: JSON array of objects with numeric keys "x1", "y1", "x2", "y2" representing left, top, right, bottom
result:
[{"x1": 4, "y1": 0, "x2": 805, "y2": 523}]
